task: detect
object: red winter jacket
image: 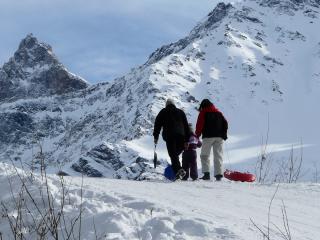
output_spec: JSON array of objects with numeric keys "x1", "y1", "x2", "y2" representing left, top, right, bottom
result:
[{"x1": 195, "y1": 105, "x2": 228, "y2": 140}]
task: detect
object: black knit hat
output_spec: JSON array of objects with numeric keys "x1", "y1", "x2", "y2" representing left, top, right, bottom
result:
[
  {"x1": 165, "y1": 98, "x2": 175, "y2": 107},
  {"x1": 199, "y1": 99, "x2": 212, "y2": 111}
]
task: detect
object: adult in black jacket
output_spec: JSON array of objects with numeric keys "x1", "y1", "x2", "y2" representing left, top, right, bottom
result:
[{"x1": 153, "y1": 99, "x2": 189, "y2": 178}]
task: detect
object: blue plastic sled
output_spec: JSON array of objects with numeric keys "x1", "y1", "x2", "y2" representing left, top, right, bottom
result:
[{"x1": 164, "y1": 165, "x2": 176, "y2": 181}]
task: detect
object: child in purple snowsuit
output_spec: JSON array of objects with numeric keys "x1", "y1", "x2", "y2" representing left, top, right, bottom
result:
[{"x1": 182, "y1": 124, "x2": 202, "y2": 181}]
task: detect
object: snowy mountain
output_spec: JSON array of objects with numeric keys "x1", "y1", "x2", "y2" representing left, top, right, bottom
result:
[
  {"x1": 0, "y1": 34, "x2": 88, "y2": 102},
  {"x1": 0, "y1": 0, "x2": 319, "y2": 181}
]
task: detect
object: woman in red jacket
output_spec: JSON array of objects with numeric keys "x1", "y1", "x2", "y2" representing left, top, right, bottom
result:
[{"x1": 195, "y1": 99, "x2": 228, "y2": 181}]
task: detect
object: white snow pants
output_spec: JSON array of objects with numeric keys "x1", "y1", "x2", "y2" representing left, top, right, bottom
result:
[{"x1": 200, "y1": 137, "x2": 224, "y2": 176}]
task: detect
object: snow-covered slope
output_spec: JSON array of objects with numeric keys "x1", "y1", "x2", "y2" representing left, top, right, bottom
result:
[
  {"x1": 0, "y1": 0, "x2": 319, "y2": 181},
  {"x1": 0, "y1": 163, "x2": 319, "y2": 239}
]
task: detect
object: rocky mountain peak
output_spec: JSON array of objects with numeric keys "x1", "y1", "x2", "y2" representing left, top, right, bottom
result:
[
  {"x1": 14, "y1": 33, "x2": 57, "y2": 67},
  {"x1": 0, "y1": 34, "x2": 88, "y2": 102},
  {"x1": 145, "y1": 2, "x2": 233, "y2": 66},
  {"x1": 145, "y1": 0, "x2": 320, "y2": 67},
  {"x1": 207, "y1": 2, "x2": 233, "y2": 24},
  {"x1": 18, "y1": 33, "x2": 48, "y2": 51}
]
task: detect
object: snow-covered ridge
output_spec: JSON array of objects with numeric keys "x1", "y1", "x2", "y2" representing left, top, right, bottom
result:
[
  {"x1": 145, "y1": 0, "x2": 320, "y2": 66},
  {"x1": 0, "y1": 0, "x2": 319, "y2": 181},
  {"x1": 145, "y1": 3, "x2": 233, "y2": 66}
]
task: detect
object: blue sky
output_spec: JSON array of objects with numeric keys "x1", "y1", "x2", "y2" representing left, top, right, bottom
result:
[{"x1": 0, "y1": 0, "x2": 227, "y2": 83}]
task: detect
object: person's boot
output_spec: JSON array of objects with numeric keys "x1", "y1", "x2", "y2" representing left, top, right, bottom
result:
[
  {"x1": 215, "y1": 174, "x2": 223, "y2": 181},
  {"x1": 200, "y1": 172, "x2": 210, "y2": 180}
]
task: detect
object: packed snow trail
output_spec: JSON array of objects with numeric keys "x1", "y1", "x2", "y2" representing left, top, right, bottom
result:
[{"x1": 61, "y1": 177, "x2": 320, "y2": 239}]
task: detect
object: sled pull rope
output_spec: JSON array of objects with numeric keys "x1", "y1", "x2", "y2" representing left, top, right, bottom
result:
[{"x1": 225, "y1": 141, "x2": 232, "y2": 169}]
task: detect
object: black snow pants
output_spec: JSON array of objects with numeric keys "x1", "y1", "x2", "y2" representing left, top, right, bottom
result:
[
  {"x1": 182, "y1": 150, "x2": 198, "y2": 180},
  {"x1": 166, "y1": 135, "x2": 185, "y2": 174}
]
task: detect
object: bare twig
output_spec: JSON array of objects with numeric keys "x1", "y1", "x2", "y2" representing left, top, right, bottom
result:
[
  {"x1": 78, "y1": 174, "x2": 84, "y2": 240},
  {"x1": 1, "y1": 143, "x2": 85, "y2": 239},
  {"x1": 250, "y1": 218, "x2": 269, "y2": 239},
  {"x1": 93, "y1": 217, "x2": 98, "y2": 240},
  {"x1": 267, "y1": 184, "x2": 280, "y2": 239},
  {"x1": 251, "y1": 184, "x2": 293, "y2": 240}
]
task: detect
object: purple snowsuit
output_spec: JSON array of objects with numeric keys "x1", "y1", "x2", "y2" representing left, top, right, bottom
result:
[{"x1": 182, "y1": 134, "x2": 202, "y2": 180}]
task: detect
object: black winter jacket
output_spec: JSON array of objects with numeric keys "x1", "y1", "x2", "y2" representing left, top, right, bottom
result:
[
  {"x1": 195, "y1": 105, "x2": 228, "y2": 140},
  {"x1": 153, "y1": 104, "x2": 189, "y2": 142}
]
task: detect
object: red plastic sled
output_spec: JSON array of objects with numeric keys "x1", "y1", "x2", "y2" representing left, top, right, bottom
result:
[{"x1": 224, "y1": 169, "x2": 256, "y2": 182}]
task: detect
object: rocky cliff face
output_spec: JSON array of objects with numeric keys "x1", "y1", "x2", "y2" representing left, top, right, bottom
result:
[
  {"x1": 0, "y1": 34, "x2": 88, "y2": 102},
  {"x1": 0, "y1": 0, "x2": 319, "y2": 180},
  {"x1": 0, "y1": 42, "x2": 158, "y2": 178}
]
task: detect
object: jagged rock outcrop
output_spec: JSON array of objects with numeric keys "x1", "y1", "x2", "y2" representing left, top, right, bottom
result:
[{"x1": 0, "y1": 34, "x2": 88, "y2": 102}]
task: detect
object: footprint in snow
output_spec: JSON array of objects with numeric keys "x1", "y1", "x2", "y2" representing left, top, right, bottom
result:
[
  {"x1": 174, "y1": 219, "x2": 208, "y2": 236},
  {"x1": 124, "y1": 201, "x2": 156, "y2": 211},
  {"x1": 66, "y1": 190, "x2": 242, "y2": 240},
  {"x1": 214, "y1": 227, "x2": 239, "y2": 239}
]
